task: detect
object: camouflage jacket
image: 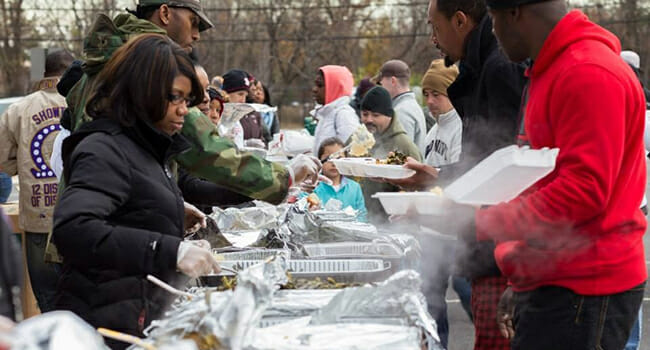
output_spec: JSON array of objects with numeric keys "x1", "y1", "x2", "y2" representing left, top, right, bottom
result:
[
  {"x1": 65, "y1": 13, "x2": 290, "y2": 203},
  {"x1": 45, "y1": 13, "x2": 290, "y2": 263}
]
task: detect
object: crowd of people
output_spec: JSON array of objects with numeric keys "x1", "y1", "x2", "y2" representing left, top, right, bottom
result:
[{"x1": 0, "y1": 0, "x2": 649, "y2": 349}]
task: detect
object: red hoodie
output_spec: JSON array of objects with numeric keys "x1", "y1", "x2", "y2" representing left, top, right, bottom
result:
[
  {"x1": 475, "y1": 10, "x2": 647, "y2": 295},
  {"x1": 320, "y1": 65, "x2": 354, "y2": 105}
]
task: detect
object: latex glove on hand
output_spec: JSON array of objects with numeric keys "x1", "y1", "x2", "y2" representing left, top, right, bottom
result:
[
  {"x1": 184, "y1": 202, "x2": 207, "y2": 235},
  {"x1": 299, "y1": 175, "x2": 334, "y2": 193},
  {"x1": 288, "y1": 154, "x2": 322, "y2": 185},
  {"x1": 176, "y1": 240, "x2": 220, "y2": 278},
  {"x1": 244, "y1": 138, "x2": 266, "y2": 149}
]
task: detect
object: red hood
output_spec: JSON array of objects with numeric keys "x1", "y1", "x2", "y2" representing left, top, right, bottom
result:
[
  {"x1": 531, "y1": 10, "x2": 621, "y2": 77},
  {"x1": 320, "y1": 65, "x2": 354, "y2": 105}
]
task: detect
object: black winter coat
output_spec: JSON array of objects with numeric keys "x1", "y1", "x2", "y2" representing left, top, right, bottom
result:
[
  {"x1": 53, "y1": 118, "x2": 189, "y2": 347},
  {"x1": 439, "y1": 15, "x2": 527, "y2": 279},
  {"x1": 0, "y1": 208, "x2": 22, "y2": 321}
]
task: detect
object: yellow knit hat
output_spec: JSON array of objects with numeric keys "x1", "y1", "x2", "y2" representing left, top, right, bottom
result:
[{"x1": 421, "y1": 59, "x2": 459, "y2": 96}]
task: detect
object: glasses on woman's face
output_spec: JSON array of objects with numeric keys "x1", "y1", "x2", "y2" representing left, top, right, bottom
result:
[{"x1": 168, "y1": 93, "x2": 194, "y2": 107}]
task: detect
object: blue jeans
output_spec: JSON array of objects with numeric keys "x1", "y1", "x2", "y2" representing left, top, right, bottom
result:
[
  {"x1": 452, "y1": 275, "x2": 473, "y2": 322},
  {"x1": 625, "y1": 308, "x2": 642, "y2": 350},
  {"x1": 512, "y1": 282, "x2": 645, "y2": 350},
  {"x1": 0, "y1": 172, "x2": 11, "y2": 203},
  {"x1": 24, "y1": 232, "x2": 60, "y2": 312}
]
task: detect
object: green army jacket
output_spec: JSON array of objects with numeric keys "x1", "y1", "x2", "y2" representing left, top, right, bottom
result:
[
  {"x1": 45, "y1": 13, "x2": 289, "y2": 263},
  {"x1": 65, "y1": 13, "x2": 290, "y2": 203}
]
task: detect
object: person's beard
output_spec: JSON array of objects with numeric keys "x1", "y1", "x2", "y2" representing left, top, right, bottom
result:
[{"x1": 364, "y1": 123, "x2": 377, "y2": 134}]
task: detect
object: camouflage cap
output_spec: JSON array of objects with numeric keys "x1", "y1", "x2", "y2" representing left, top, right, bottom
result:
[{"x1": 138, "y1": 0, "x2": 214, "y2": 32}]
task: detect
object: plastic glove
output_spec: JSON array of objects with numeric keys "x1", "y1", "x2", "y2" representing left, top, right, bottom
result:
[
  {"x1": 184, "y1": 202, "x2": 207, "y2": 235},
  {"x1": 288, "y1": 154, "x2": 322, "y2": 185},
  {"x1": 176, "y1": 240, "x2": 221, "y2": 278},
  {"x1": 244, "y1": 138, "x2": 266, "y2": 149}
]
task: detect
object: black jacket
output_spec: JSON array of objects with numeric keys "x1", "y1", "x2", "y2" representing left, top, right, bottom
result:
[
  {"x1": 0, "y1": 209, "x2": 22, "y2": 321},
  {"x1": 441, "y1": 15, "x2": 527, "y2": 279},
  {"x1": 53, "y1": 117, "x2": 189, "y2": 345}
]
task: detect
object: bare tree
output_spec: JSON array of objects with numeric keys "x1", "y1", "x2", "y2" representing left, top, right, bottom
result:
[{"x1": 0, "y1": 0, "x2": 31, "y2": 95}]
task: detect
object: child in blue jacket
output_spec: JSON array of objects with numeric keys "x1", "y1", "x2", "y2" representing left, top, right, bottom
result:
[{"x1": 308, "y1": 137, "x2": 367, "y2": 222}]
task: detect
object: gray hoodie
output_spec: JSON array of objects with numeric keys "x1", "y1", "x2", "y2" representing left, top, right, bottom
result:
[{"x1": 393, "y1": 91, "x2": 426, "y2": 152}]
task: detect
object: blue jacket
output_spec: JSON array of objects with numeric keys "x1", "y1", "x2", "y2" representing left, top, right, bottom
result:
[{"x1": 304, "y1": 177, "x2": 367, "y2": 222}]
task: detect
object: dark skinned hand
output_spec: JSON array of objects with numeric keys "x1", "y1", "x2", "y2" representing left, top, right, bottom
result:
[
  {"x1": 380, "y1": 157, "x2": 439, "y2": 191},
  {"x1": 497, "y1": 286, "x2": 516, "y2": 340}
]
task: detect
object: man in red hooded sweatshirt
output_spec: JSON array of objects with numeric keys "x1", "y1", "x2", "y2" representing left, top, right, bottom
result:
[
  {"x1": 475, "y1": 0, "x2": 647, "y2": 349},
  {"x1": 311, "y1": 65, "x2": 360, "y2": 155}
]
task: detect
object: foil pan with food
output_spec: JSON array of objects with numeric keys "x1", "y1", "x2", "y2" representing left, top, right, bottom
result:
[
  {"x1": 310, "y1": 270, "x2": 442, "y2": 349},
  {"x1": 140, "y1": 258, "x2": 287, "y2": 350}
]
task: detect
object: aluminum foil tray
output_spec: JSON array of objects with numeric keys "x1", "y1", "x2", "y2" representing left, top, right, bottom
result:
[
  {"x1": 211, "y1": 259, "x2": 391, "y2": 283},
  {"x1": 213, "y1": 248, "x2": 290, "y2": 261},
  {"x1": 302, "y1": 242, "x2": 402, "y2": 259},
  {"x1": 258, "y1": 315, "x2": 408, "y2": 328}
]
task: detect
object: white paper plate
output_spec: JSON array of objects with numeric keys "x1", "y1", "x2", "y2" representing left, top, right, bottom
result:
[
  {"x1": 372, "y1": 192, "x2": 452, "y2": 216},
  {"x1": 331, "y1": 158, "x2": 415, "y2": 179}
]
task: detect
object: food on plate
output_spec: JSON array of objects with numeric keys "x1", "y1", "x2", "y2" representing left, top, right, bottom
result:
[
  {"x1": 375, "y1": 151, "x2": 408, "y2": 165},
  {"x1": 348, "y1": 124, "x2": 375, "y2": 157},
  {"x1": 429, "y1": 186, "x2": 444, "y2": 196}
]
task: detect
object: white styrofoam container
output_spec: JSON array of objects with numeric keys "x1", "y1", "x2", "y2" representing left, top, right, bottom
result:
[
  {"x1": 331, "y1": 158, "x2": 415, "y2": 179},
  {"x1": 443, "y1": 145, "x2": 559, "y2": 205},
  {"x1": 372, "y1": 192, "x2": 452, "y2": 216}
]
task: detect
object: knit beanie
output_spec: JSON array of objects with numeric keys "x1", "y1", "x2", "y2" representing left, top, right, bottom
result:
[
  {"x1": 222, "y1": 69, "x2": 253, "y2": 93},
  {"x1": 361, "y1": 86, "x2": 394, "y2": 117},
  {"x1": 421, "y1": 59, "x2": 459, "y2": 96}
]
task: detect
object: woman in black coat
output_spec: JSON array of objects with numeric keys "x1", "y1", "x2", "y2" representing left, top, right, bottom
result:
[{"x1": 52, "y1": 34, "x2": 220, "y2": 349}]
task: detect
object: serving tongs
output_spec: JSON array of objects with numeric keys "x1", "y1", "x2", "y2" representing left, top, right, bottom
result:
[
  {"x1": 98, "y1": 327, "x2": 156, "y2": 350},
  {"x1": 147, "y1": 275, "x2": 194, "y2": 299}
]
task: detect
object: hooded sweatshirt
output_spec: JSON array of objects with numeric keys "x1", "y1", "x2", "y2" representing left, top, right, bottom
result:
[
  {"x1": 475, "y1": 10, "x2": 647, "y2": 295},
  {"x1": 312, "y1": 66, "x2": 359, "y2": 154}
]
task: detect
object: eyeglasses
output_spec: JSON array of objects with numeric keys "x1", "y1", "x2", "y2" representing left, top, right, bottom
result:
[{"x1": 168, "y1": 93, "x2": 194, "y2": 107}]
